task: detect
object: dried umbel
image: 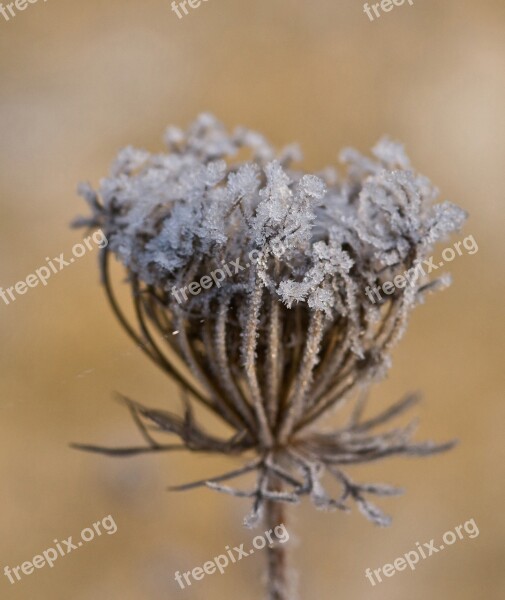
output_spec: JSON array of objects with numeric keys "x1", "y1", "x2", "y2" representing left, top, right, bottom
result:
[{"x1": 75, "y1": 114, "x2": 466, "y2": 599}]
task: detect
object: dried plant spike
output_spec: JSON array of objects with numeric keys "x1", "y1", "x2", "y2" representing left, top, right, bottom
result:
[{"x1": 74, "y1": 114, "x2": 466, "y2": 600}]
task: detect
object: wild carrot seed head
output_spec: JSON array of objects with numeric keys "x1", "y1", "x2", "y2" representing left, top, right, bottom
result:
[{"x1": 75, "y1": 114, "x2": 465, "y2": 527}]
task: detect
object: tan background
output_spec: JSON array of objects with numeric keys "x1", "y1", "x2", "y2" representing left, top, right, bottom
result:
[{"x1": 0, "y1": 0, "x2": 504, "y2": 598}]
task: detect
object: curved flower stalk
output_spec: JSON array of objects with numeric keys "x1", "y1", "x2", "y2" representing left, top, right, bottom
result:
[{"x1": 74, "y1": 114, "x2": 465, "y2": 600}]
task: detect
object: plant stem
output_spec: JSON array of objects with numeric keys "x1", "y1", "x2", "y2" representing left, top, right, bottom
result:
[{"x1": 264, "y1": 482, "x2": 291, "y2": 600}]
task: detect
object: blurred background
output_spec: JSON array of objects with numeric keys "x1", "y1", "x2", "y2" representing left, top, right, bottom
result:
[{"x1": 0, "y1": 0, "x2": 504, "y2": 598}]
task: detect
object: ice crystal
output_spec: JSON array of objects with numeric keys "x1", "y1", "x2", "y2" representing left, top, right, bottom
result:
[{"x1": 74, "y1": 114, "x2": 466, "y2": 535}]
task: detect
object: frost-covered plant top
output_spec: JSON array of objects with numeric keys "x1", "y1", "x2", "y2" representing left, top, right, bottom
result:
[
  {"x1": 75, "y1": 114, "x2": 466, "y2": 599},
  {"x1": 79, "y1": 113, "x2": 464, "y2": 324}
]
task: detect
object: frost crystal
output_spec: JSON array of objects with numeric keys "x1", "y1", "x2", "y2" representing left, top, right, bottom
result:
[{"x1": 75, "y1": 115, "x2": 466, "y2": 534}]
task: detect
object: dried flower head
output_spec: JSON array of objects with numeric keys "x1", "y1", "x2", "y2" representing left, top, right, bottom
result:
[{"x1": 74, "y1": 114, "x2": 465, "y2": 596}]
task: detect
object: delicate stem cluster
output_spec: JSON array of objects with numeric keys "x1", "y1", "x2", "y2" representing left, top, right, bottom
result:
[{"x1": 74, "y1": 114, "x2": 465, "y2": 599}]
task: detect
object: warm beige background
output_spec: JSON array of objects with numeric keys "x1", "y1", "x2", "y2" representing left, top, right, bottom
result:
[{"x1": 0, "y1": 0, "x2": 504, "y2": 598}]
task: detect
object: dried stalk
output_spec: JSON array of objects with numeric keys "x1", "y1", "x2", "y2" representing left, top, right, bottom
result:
[{"x1": 74, "y1": 114, "x2": 466, "y2": 599}]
